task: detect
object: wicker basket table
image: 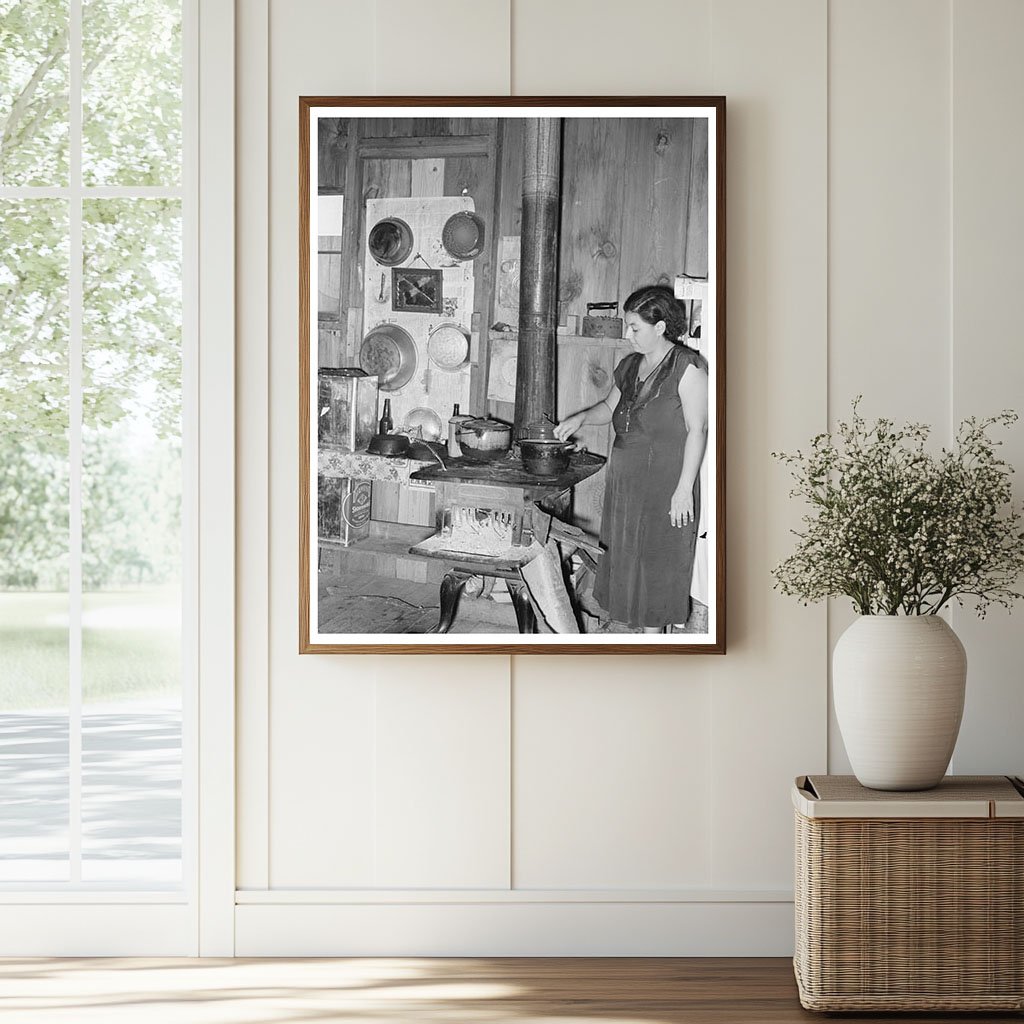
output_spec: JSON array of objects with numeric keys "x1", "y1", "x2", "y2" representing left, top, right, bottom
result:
[{"x1": 793, "y1": 774, "x2": 1024, "y2": 1012}]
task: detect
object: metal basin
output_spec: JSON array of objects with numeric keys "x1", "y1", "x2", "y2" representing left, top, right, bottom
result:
[{"x1": 359, "y1": 323, "x2": 417, "y2": 392}]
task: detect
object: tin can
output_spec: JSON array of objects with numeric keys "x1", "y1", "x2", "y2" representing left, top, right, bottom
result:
[
  {"x1": 338, "y1": 477, "x2": 371, "y2": 546},
  {"x1": 318, "y1": 367, "x2": 378, "y2": 452},
  {"x1": 318, "y1": 475, "x2": 371, "y2": 547}
]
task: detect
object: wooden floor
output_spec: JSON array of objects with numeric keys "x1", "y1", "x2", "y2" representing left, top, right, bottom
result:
[
  {"x1": 0, "y1": 957, "x2": 1019, "y2": 1023},
  {"x1": 318, "y1": 570, "x2": 521, "y2": 633}
]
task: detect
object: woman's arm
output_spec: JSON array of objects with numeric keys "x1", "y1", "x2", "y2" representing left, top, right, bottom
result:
[
  {"x1": 669, "y1": 363, "x2": 709, "y2": 528},
  {"x1": 553, "y1": 383, "x2": 621, "y2": 440}
]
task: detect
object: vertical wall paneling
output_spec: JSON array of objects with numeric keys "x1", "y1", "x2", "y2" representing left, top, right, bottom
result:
[
  {"x1": 511, "y1": 0, "x2": 713, "y2": 95},
  {"x1": 512, "y1": 660, "x2": 713, "y2": 889},
  {"x1": 373, "y1": 0, "x2": 511, "y2": 96},
  {"x1": 233, "y1": 0, "x2": 1024, "y2": 954},
  {"x1": 197, "y1": 0, "x2": 237, "y2": 955},
  {"x1": 949, "y1": 0, "x2": 1024, "y2": 777},
  {"x1": 265, "y1": 0, "x2": 376, "y2": 889},
  {"x1": 270, "y1": 669, "x2": 379, "y2": 887},
  {"x1": 708, "y1": 0, "x2": 828, "y2": 888},
  {"x1": 374, "y1": 662, "x2": 511, "y2": 888},
  {"x1": 827, "y1": 0, "x2": 950, "y2": 424},
  {"x1": 236, "y1": 0, "x2": 270, "y2": 892},
  {"x1": 827, "y1": 0, "x2": 952, "y2": 773}
]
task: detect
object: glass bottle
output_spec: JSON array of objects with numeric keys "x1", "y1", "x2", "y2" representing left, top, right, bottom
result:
[
  {"x1": 448, "y1": 402, "x2": 467, "y2": 458},
  {"x1": 379, "y1": 398, "x2": 393, "y2": 435}
]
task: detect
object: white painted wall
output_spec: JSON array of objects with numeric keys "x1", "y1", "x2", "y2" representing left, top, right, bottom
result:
[{"x1": 234, "y1": 0, "x2": 1024, "y2": 955}]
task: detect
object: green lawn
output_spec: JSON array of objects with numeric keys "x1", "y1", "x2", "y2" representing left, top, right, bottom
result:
[{"x1": 0, "y1": 589, "x2": 181, "y2": 710}]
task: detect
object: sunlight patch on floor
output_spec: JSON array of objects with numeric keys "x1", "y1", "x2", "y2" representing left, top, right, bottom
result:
[{"x1": 0, "y1": 958, "x2": 682, "y2": 1024}]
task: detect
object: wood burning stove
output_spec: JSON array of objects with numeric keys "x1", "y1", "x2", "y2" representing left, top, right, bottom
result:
[{"x1": 407, "y1": 451, "x2": 604, "y2": 633}]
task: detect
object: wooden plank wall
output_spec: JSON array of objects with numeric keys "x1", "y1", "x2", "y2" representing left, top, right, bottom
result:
[
  {"x1": 560, "y1": 116, "x2": 708, "y2": 315},
  {"x1": 318, "y1": 114, "x2": 708, "y2": 372},
  {"x1": 683, "y1": 118, "x2": 710, "y2": 279},
  {"x1": 559, "y1": 119, "x2": 628, "y2": 315},
  {"x1": 320, "y1": 118, "x2": 500, "y2": 527},
  {"x1": 618, "y1": 119, "x2": 694, "y2": 298},
  {"x1": 317, "y1": 117, "x2": 500, "y2": 378},
  {"x1": 488, "y1": 116, "x2": 708, "y2": 423},
  {"x1": 343, "y1": 119, "x2": 497, "y2": 386},
  {"x1": 317, "y1": 114, "x2": 708, "y2": 463},
  {"x1": 317, "y1": 117, "x2": 349, "y2": 189},
  {"x1": 441, "y1": 118, "x2": 498, "y2": 414},
  {"x1": 489, "y1": 118, "x2": 526, "y2": 423},
  {"x1": 493, "y1": 116, "x2": 709, "y2": 323},
  {"x1": 497, "y1": 119, "x2": 525, "y2": 238},
  {"x1": 317, "y1": 117, "x2": 349, "y2": 368}
]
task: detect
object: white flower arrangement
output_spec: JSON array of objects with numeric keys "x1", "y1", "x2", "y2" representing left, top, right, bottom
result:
[{"x1": 772, "y1": 400, "x2": 1024, "y2": 616}]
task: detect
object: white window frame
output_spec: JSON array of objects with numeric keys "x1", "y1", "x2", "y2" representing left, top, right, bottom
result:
[{"x1": 0, "y1": 0, "x2": 235, "y2": 956}]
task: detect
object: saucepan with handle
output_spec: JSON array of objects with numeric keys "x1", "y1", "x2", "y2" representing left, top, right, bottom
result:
[
  {"x1": 457, "y1": 418, "x2": 512, "y2": 462},
  {"x1": 518, "y1": 418, "x2": 579, "y2": 475}
]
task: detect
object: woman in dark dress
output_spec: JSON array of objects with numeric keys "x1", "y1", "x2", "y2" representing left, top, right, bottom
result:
[{"x1": 554, "y1": 286, "x2": 709, "y2": 633}]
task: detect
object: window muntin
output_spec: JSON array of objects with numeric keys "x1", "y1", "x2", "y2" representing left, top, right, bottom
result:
[{"x1": 0, "y1": 0, "x2": 186, "y2": 889}]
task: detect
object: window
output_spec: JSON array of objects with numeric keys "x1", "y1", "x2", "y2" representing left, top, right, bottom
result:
[{"x1": 0, "y1": 0, "x2": 191, "y2": 889}]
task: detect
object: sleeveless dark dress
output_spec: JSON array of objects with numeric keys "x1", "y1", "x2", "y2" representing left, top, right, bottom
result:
[{"x1": 593, "y1": 344, "x2": 705, "y2": 629}]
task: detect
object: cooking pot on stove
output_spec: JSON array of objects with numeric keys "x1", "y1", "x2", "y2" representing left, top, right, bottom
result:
[
  {"x1": 519, "y1": 437, "x2": 576, "y2": 476},
  {"x1": 457, "y1": 418, "x2": 512, "y2": 462}
]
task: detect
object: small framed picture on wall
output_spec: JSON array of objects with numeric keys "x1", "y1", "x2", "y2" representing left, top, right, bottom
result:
[{"x1": 391, "y1": 267, "x2": 443, "y2": 314}]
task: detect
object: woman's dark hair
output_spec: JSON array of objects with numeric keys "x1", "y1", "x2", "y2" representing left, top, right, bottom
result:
[{"x1": 623, "y1": 285, "x2": 688, "y2": 343}]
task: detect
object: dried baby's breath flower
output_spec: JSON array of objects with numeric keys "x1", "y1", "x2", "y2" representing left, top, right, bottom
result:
[{"x1": 772, "y1": 399, "x2": 1024, "y2": 616}]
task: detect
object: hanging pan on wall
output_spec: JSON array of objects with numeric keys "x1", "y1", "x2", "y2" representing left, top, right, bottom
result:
[
  {"x1": 359, "y1": 323, "x2": 417, "y2": 392},
  {"x1": 441, "y1": 210, "x2": 485, "y2": 261},
  {"x1": 368, "y1": 216, "x2": 414, "y2": 266},
  {"x1": 404, "y1": 406, "x2": 444, "y2": 442},
  {"x1": 426, "y1": 322, "x2": 470, "y2": 371}
]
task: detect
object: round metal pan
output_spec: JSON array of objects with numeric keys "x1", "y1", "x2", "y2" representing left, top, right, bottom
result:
[
  {"x1": 441, "y1": 210, "x2": 485, "y2": 261},
  {"x1": 426, "y1": 323, "x2": 470, "y2": 371},
  {"x1": 359, "y1": 323, "x2": 417, "y2": 392},
  {"x1": 368, "y1": 217, "x2": 414, "y2": 266}
]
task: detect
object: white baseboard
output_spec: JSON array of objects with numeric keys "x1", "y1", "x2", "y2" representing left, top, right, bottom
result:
[
  {"x1": 0, "y1": 904, "x2": 196, "y2": 956},
  {"x1": 235, "y1": 899, "x2": 795, "y2": 956}
]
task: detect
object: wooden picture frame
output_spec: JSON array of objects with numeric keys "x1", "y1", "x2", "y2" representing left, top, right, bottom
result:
[
  {"x1": 391, "y1": 267, "x2": 443, "y2": 314},
  {"x1": 300, "y1": 97, "x2": 726, "y2": 654}
]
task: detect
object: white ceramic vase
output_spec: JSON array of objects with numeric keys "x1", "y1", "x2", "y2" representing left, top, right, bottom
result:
[{"x1": 833, "y1": 615, "x2": 967, "y2": 791}]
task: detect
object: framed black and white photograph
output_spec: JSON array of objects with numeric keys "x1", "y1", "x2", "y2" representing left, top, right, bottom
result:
[
  {"x1": 391, "y1": 267, "x2": 443, "y2": 314},
  {"x1": 299, "y1": 98, "x2": 726, "y2": 654}
]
